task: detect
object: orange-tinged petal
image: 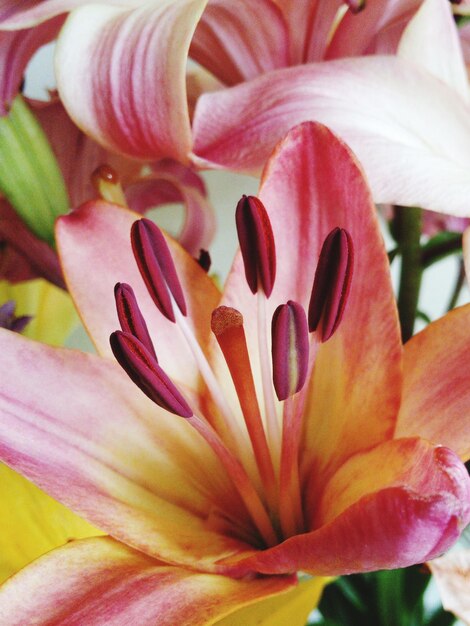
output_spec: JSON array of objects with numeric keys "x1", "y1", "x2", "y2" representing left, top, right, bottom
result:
[
  {"x1": 0, "y1": 463, "x2": 102, "y2": 584},
  {"x1": 0, "y1": 330, "x2": 251, "y2": 572},
  {"x1": 218, "y1": 439, "x2": 470, "y2": 577},
  {"x1": 56, "y1": 201, "x2": 220, "y2": 387},
  {"x1": 0, "y1": 537, "x2": 296, "y2": 625},
  {"x1": 429, "y1": 549, "x2": 470, "y2": 625},
  {"x1": 219, "y1": 123, "x2": 401, "y2": 483},
  {"x1": 56, "y1": 0, "x2": 206, "y2": 162},
  {"x1": 395, "y1": 304, "x2": 470, "y2": 461}
]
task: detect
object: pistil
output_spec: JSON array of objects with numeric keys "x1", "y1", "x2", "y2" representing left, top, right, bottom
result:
[{"x1": 211, "y1": 306, "x2": 278, "y2": 518}]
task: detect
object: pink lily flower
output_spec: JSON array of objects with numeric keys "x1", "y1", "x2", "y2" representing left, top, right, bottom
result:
[
  {"x1": 0, "y1": 122, "x2": 468, "y2": 622},
  {"x1": 9, "y1": 0, "x2": 468, "y2": 220}
]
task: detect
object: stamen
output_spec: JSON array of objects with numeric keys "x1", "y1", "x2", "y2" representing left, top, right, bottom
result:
[
  {"x1": 308, "y1": 227, "x2": 354, "y2": 342},
  {"x1": 271, "y1": 301, "x2": 309, "y2": 401},
  {"x1": 196, "y1": 249, "x2": 211, "y2": 273},
  {"x1": 211, "y1": 306, "x2": 278, "y2": 514},
  {"x1": 114, "y1": 282, "x2": 156, "y2": 359},
  {"x1": 235, "y1": 195, "x2": 276, "y2": 298},
  {"x1": 110, "y1": 330, "x2": 192, "y2": 418},
  {"x1": 188, "y1": 415, "x2": 279, "y2": 547},
  {"x1": 345, "y1": 0, "x2": 366, "y2": 13},
  {"x1": 92, "y1": 164, "x2": 127, "y2": 206},
  {"x1": 131, "y1": 218, "x2": 187, "y2": 322}
]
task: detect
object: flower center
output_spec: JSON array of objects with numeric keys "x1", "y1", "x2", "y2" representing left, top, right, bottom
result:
[{"x1": 110, "y1": 200, "x2": 353, "y2": 549}]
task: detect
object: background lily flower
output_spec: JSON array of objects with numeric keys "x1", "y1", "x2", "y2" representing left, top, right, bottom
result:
[
  {"x1": 0, "y1": 122, "x2": 469, "y2": 622},
  {"x1": 429, "y1": 548, "x2": 470, "y2": 624},
  {"x1": 0, "y1": 92, "x2": 215, "y2": 288},
  {"x1": 5, "y1": 0, "x2": 467, "y2": 221}
]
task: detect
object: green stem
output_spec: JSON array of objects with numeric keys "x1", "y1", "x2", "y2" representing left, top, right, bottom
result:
[
  {"x1": 447, "y1": 258, "x2": 465, "y2": 312},
  {"x1": 394, "y1": 206, "x2": 423, "y2": 343}
]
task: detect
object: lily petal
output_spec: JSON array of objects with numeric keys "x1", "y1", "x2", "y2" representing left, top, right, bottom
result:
[
  {"x1": 0, "y1": 16, "x2": 64, "y2": 115},
  {"x1": 55, "y1": 0, "x2": 206, "y2": 161},
  {"x1": 56, "y1": 201, "x2": 220, "y2": 386},
  {"x1": 0, "y1": 463, "x2": 101, "y2": 584},
  {"x1": 219, "y1": 123, "x2": 402, "y2": 480},
  {"x1": 193, "y1": 56, "x2": 470, "y2": 217},
  {"x1": 190, "y1": 0, "x2": 289, "y2": 86},
  {"x1": 429, "y1": 549, "x2": 470, "y2": 625},
  {"x1": 0, "y1": 1, "x2": 87, "y2": 28},
  {"x1": 0, "y1": 330, "x2": 251, "y2": 570},
  {"x1": 326, "y1": 0, "x2": 421, "y2": 58},
  {"x1": 0, "y1": 536, "x2": 296, "y2": 625},
  {"x1": 220, "y1": 439, "x2": 470, "y2": 576},
  {"x1": 273, "y1": 0, "x2": 344, "y2": 63},
  {"x1": 395, "y1": 304, "x2": 470, "y2": 462},
  {"x1": 398, "y1": 0, "x2": 469, "y2": 103}
]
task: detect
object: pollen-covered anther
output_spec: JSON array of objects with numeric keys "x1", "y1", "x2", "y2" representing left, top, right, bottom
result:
[
  {"x1": 271, "y1": 301, "x2": 309, "y2": 401},
  {"x1": 114, "y1": 282, "x2": 156, "y2": 359},
  {"x1": 308, "y1": 227, "x2": 354, "y2": 342},
  {"x1": 91, "y1": 164, "x2": 127, "y2": 206},
  {"x1": 345, "y1": 0, "x2": 366, "y2": 14},
  {"x1": 236, "y1": 195, "x2": 276, "y2": 298},
  {"x1": 131, "y1": 218, "x2": 187, "y2": 323},
  {"x1": 110, "y1": 330, "x2": 193, "y2": 418}
]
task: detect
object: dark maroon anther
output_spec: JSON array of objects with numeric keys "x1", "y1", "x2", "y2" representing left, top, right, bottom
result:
[
  {"x1": 114, "y1": 282, "x2": 156, "y2": 359},
  {"x1": 308, "y1": 227, "x2": 354, "y2": 342},
  {"x1": 131, "y1": 218, "x2": 187, "y2": 322},
  {"x1": 236, "y1": 195, "x2": 276, "y2": 298},
  {"x1": 271, "y1": 301, "x2": 309, "y2": 401},
  {"x1": 197, "y1": 249, "x2": 211, "y2": 273},
  {"x1": 110, "y1": 330, "x2": 193, "y2": 418},
  {"x1": 346, "y1": 0, "x2": 366, "y2": 13}
]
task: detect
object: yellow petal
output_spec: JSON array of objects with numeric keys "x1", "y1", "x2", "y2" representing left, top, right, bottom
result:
[
  {"x1": 0, "y1": 463, "x2": 102, "y2": 584},
  {"x1": 216, "y1": 576, "x2": 330, "y2": 626},
  {"x1": 0, "y1": 278, "x2": 77, "y2": 346}
]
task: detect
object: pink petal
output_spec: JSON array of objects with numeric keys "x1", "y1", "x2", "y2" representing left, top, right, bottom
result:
[
  {"x1": 0, "y1": 200, "x2": 64, "y2": 287},
  {"x1": 0, "y1": 537, "x2": 296, "y2": 625},
  {"x1": 219, "y1": 439, "x2": 470, "y2": 576},
  {"x1": 193, "y1": 56, "x2": 470, "y2": 217},
  {"x1": 56, "y1": 201, "x2": 220, "y2": 387},
  {"x1": 55, "y1": 0, "x2": 205, "y2": 161},
  {"x1": 0, "y1": 330, "x2": 251, "y2": 570},
  {"x1": 326, "y1": 0, "x2": 421, "y2": 58},
  {"x1": 273, "y1": 0, "x2": 344, "y2": 63},
  {"x1": 395, "y1": 304, "x2": 470, "y2": 462},
  {"x1": 429, "y1": 549, "x2": 470, "y2": 624},
  {"x1": 0, "y1": 16, "x2": 64, "y2": 115},
  {"x1": 398, "y1": 0, "x2": 469, "y2": 103},
  {"x1": 0, "y1": 0, "x2": 138, "y2": 28},
  {"x1": 190, "y1": 0, "x2": 289, "y2": 86},
  {"x1": 126, "y1": 159, "x2": 216, "y2": 255},
  {"x1": 218, "y1": 123, "x2": 401, "y2": 481}
]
